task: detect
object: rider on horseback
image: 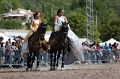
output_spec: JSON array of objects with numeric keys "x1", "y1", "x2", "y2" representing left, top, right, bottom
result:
[
  {"x1": 21, "y1": 12, "x2": 42, "y2": 58},
  {"x1": 50, "y1": 9, "x2": 70, "y2": 38},
  {"x1": 51, "y1": 9, "x2": 84, "y2": 65}
]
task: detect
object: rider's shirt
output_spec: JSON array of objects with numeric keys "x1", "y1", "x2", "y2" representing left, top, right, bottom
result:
[
  {"x1": 54, "y1": 16, "x2": 65, "y2": 32},
  {"x1": 57, "y1": 16, "x2": 65, "y2": 26},
  {"x1": 31, "y1": 19, "x2": 40, "y2": 31}
]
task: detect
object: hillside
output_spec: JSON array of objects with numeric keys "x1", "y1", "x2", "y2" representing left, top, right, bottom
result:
[{"x1": 0, "y1": 0, "x2": 120, "y2": 41}]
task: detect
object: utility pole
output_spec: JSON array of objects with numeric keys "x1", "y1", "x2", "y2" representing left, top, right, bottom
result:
[{"x1": 86, "y1": 0, "x2": 94, "y2": 43}]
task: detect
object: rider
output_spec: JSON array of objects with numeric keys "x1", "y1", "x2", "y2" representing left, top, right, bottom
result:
[
  {"x1": 50, "y1": 9, "x2": 69, "y2": 37},
  {"x1": 52, "y1": 9, "x2": 84, "y2": 64},
  {"x1": 21, "y1": 12, "x2": 42, "y2": 57},
  {"x1": 54, "y1": 9, "x2": 68, "y2": 32},
  {"x1": 24, "y1": 12, "x2": 42, "y2": 43}
]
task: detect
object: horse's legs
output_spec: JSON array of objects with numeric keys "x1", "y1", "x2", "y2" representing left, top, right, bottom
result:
[
  {"x1": 61, "y1": 50, "x2": 66, "y2": 68},
  {"x1": 36, "y1": 52, "x2": 40, "y2": 68},
  {"x1": 50, "y1": 51, "x2": 53, "y2": 70},
  {"x1": 28, "y1": 52, "x2": 33, "y2": 70},
  {"x1": 56, "y1": 51, "x2": 61, "y2": 67},
  {"x1": 31, "y1": 54, "x2": 36, "y2": 68},
  {"x1": 26, "y1": 53, "x2": 31, "y2": 70},
  {"x1": 53, "y1": 52, "x2": 57, "y2": 69}
]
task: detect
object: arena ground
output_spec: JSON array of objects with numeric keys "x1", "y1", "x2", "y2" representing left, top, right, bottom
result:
[{"x1": 0, "y1": 63, "x2": 120, "y2": 79}]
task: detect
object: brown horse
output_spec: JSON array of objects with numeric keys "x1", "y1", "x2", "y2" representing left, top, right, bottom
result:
[
  {"x1": 26, "y1": 23, "x2": 48, "y2": 71},
  {"x1": 49, "y1": 22, "x2": 69, "y2": 70}
]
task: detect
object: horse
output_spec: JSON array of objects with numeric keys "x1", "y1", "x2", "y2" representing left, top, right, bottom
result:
[
  {"x1": 49, "y1": 22, "x2": 69, "y2": 70},
  {"x1": 26, "y1": 23, "x2": 48, "y2": 71}
]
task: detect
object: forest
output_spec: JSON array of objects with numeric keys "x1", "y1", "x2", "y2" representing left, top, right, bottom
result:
[{"x1": 0, "y1": 0, "x2": 120, "y2": 42}]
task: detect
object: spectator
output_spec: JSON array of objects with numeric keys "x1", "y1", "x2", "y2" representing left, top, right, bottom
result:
[
  {"x1": 4, "y1": 41, "x2": 12, "y2": 65},
  {"x1": 0, "y1": 37, "x2": 4, "y2": 49},
  {"x1": 103, "y1": 43, "x2": 109, "y2": 50},
  {"x1": 0, "y1": 37, "x2": 4, "y2": 66},
  {"x1": 11, "y1": 42, "x2": 19, "y2": 65},
  {"x1": 8, "y1": 38, "x2": 12, "y2": 45},
  {"x1": 82, "y1": 42, "x2": 91, "y2": 64},
  {"x1": 108, "y1": 43, "x2": 114, "y2": 62},
  {"x1": 112, "y1": 42, "x2": 117, "y2": 51},
  {"x1": 90, "y1": 40, "x2": 98, "y2": 64}
]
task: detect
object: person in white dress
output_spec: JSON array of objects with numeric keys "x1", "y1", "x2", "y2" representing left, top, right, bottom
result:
[{"x1": 53, "y1": 9, "x2": 84, "y2": 64}]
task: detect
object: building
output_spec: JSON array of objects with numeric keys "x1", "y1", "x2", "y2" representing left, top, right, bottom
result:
[{"x1": 2, "y1": 8, "x2": 33, "y2": 25}]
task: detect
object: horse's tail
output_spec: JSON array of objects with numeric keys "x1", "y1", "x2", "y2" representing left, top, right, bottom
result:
[
  {"x1": 41, "y1": 39, "x2": 49, "y2": 53},
  {"x1": 20, "y1": 53, "x2": 28, "y2": 63}
]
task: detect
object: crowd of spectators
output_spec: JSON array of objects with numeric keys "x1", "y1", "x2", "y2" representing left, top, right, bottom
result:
[
  {"x1": 82, "y1": 40, "x2": 120, "y2": 64},
  {"x1": 0, "y1": 37, "x2": 23, "y2": 67},
  {"x1": 0, "y1": 36, "x2": 120, "y2": 68},
  {"x1": 0, "y1": 36, "x2": 51, "y2": 68}
]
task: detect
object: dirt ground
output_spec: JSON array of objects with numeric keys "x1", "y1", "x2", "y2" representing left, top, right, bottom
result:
[{"x1": 0, "y1": 63, "x2": 120, "y2": 79}]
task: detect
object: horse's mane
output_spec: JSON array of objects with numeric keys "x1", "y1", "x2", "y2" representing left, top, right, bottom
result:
[{"x1": 57, "y1": 22, "x2": 69, "y2": 35}]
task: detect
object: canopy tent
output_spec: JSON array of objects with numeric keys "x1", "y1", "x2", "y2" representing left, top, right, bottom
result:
[
  {"x1": 99, "y1": 38, "x2": 120, "y2": 46},
  {"x1": 0, "y1": 33, "x2": 15, "y2": 43},
  {"x1": 4, "y1": 32, "x2": 27, "y2": 38},
  {"x1": 4, "y1": 31, "x2": 52, "y2": 42}
]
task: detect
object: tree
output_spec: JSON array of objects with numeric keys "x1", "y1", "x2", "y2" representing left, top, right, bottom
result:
[
  {"x1": 1, "y1": 0, "x2": 12, "y2": 12},
  {"x1": 99, "y1": 18, "x2": 120, "y2": 41},
  {"x1": 66, "y1": 12, "x2": 86, "y2": 38},
  {"x1": 11, "y1": 0, "x2": 23, "y2": 9}
]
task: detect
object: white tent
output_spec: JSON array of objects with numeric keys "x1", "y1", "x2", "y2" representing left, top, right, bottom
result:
[
  {"x1": 99, "y1": 38, "x2": 120, "y2": 46},
  {"x1": 0, "y1": 33, "x2": 14, "y2": 43},
  {"x1": 4, "y1": 31, "x2": 27, "y2": 38},
  {"x1": 4, "y1": 31, "x2": 52, "y2": 42}
]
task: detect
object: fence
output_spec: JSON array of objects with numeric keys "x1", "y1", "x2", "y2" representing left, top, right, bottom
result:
[
  {"x1": 0, "y1": 49, "x2": 120, "y2": 68},
  {"x1": 83, "y1": 49, "x2": 118, "y2": 64},
  {"x1": 0, "y1": 49, "x2": 21, "y2": 68},
  {"x1": 0, "y1": 49, "x2": 50, "y2": 68}
]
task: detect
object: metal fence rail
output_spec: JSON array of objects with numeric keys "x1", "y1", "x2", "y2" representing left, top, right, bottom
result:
[
  {"x1": 0, "y1": 49, "x2": 22, "y2": 68},
  {"x1": 0, "y1": 49, "x2": 120, "y2": 68},
  {"x1": 83, "y1": 49, "x2": 120, "y2": 64}
]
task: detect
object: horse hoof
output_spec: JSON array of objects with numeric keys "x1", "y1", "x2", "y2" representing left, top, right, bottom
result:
[
  {"x1": 30, "y1": 68, "x2": 32, "y2": 71},
  {"x1": 35, "y1": 68, "x2": 37, "y2": 71},
  {"x1": 50, "y1": 68, "x2": 53, "y2": 71},
  {"x1": 53, "y1": 68, "x2": 57, "y2": 70},
  {"x1": 35, "y1": 67, "x2": 40, "y2": 71},
  {"x1": 61, "y1": 67, "x2": 64, "y2": 70},
  {"x1": 26, "y1": 67, "x2": 32, "y2": 71},
  {"x1": 26, "y1": 68, "x2": 29, "y2": 71}
]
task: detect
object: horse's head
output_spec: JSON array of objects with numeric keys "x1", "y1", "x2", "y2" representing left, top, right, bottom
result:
[
  {"x1": 37, "y1": 22, "x2": 47, "y2": 40},
  {"x1": 59, "y1": 22, "x2": 69, "y2": 38}
]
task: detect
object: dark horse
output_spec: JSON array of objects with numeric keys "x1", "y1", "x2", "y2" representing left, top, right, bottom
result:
[
  {"x1": 26, "y1": 23, "x2": 48, "y2": 71},
  {"x1": 49, "y1": 22, "x2": 69, "y2": 70}
]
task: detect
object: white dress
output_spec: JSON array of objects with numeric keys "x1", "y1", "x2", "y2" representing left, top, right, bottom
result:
[{"x1": 54, "y1": 16, "x2": 84, "y2": 64}]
